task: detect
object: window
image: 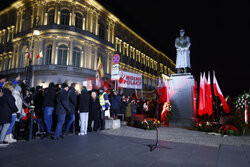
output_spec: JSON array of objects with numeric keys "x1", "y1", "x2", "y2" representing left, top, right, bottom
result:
[
  {"x1": 72, "y1": 47, "x2": 81, "y2": 67},
  {"x1": 58, "y1": 45, "x2": 67, "y2": 65},
  {"x1": 45, "y1": 45, "x2": 52, "y2": 65},
  {"x1": 75, "y1": 13, "x2": 83, "y2": 29},
  {"x1": 60, "y1": 9, "x2": 70, "y2": 25},
  {"x1": 48, "y1": 10, "x2": 55, "y2": 25},
  {"x1": 99, "y1": 23, "x2": 106, "y2": 40}
]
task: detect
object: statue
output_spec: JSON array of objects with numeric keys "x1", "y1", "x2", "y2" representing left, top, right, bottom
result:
[{"x1": 175, "y1": 29, "x2": 191, "y2": 73}]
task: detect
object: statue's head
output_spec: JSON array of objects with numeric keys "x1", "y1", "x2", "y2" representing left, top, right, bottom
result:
[{"x1": 180, "y1": 29, "x2": 185, "y2": 37}]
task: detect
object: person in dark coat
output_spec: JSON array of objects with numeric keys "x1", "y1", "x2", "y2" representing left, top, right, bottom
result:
[
  {"x1": 110, "y1": 90, "x2": 121, "y2": 118},
  {"x1": 65, "y1": 83, "x2": 77, "y2": 134},
  {"x1": 54, "y1": 83, "x2": 70, "y2": 140},
  {"x1": 120, "y1": 96, "x2": 128, "y2": 121},
  {"x1": 78, "y1": 87, "x2": 90, "y2": 135},
  {"x1": 34, "y1": 86, "x2": 45, "y2": 134},
  {"x1": 0, "y1": 82, "x2": 18, "y2": 146},
  {"x1": 88, "y1": 91, "x2": 101, "y2": 132},
  {"x1": 43, "y1": 82, "x2": 56, "y2": 137}
]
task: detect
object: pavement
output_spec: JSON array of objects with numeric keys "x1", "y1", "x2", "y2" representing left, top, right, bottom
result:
[
  {"x1": 100, "y1": 126, "x2": 250, "y2": 147},
  {"x1": 0, "y1": 127, "x2": 249, "y2": 167}
]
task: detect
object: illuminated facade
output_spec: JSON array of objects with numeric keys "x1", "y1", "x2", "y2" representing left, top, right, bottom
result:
[{"x1": 0, "y1": 0, "x2": 176, "y2": 90}]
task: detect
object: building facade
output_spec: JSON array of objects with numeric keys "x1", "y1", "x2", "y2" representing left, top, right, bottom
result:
[{"x1": 0, "y1": 0, "x2": 176, "y2": 91}]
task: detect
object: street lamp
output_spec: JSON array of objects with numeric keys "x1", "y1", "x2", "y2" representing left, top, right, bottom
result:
[{"x1": 27, "y1": 16, "x2": 40, "y2": 141}]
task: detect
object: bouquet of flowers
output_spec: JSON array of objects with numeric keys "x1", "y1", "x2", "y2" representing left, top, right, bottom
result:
[
  {"x1": 142, "y1": 118, "x2": 160, "y2": 130},
  {"x1": 218, "y1": 125, "x2": 240, "y2": 136}
]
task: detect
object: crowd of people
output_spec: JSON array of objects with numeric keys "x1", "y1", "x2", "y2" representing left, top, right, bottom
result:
[{"x1": 0, "y1": 74, "x2": 156, "y2": 147}]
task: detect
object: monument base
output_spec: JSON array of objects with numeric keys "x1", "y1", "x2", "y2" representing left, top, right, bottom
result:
[
  {"x1": 105, "y1": 119, "x2": 121, "y2": 129},
  {"x1": 169, "y1": 73, "x2": 195, "y2": 127}
]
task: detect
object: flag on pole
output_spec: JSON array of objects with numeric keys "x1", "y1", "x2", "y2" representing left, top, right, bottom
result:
[
  {"x1": 28, "y1": 53, "x2": 31, "y2": 59},
  {"x1": 203, "y1": 72, "x2": 208, "y2": 115},
  {"x1": 96, "y1": 56, "x2": 104, "y2": 78},
  {"x1": 245, "y1": 100, "x2": 248, "y2": 124},
  {"x1": 198, "y1": 73, "x2": 205, "y2": 116},
  {"x1": 213, "y1": 71, "x2": 230, "y2": 113},
  {"x1": 207, "y1": 71, "x2": 213, "y2": 116},
  {"x1": 36, "y1": 51, "x2": 43, "y2": 59}
]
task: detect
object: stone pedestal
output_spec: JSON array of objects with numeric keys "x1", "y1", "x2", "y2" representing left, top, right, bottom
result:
[
  {"x1": 169, "y1": 73, "x2": 195, "y2": 127},
  {"x1": 105, "y1": 119, "x2": 121, "y2": 129}
]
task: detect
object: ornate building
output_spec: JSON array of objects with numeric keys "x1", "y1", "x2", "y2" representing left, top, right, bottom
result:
[{"x1": 0, "y1": 0, "x2": 176, "y2": 90}]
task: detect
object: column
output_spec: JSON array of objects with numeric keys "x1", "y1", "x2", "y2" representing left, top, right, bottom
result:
[
  {"x1": 95, "y1": 13, "x2": 99, "y2": 35},
  {"x1": 31, "y1": 5, "x2": 35, "y2": 28},
  {"x1": 82, "y1": 18, "x2": 86, "y2": 30},
  {"x1": 57, "y1": 11, "x2": 61, "y2": 24},
  {"x1": 111, "y1": 24, "x2": 115, "y2": 44},
  {"x1": 11, "y1": 44, "x2": 16, "y2": 69},
  {"x1": 83, "y1": 42, "x2": 87, "y2": 68},
  {"x1": 80, "y1": 50, "x2": 84, "y2": 68},
  {"x1": 15, "y1": 12, "x2": 20, "y2": 34},
  {"x1": 93, "y1": 45, "x2": 97, "y2": 70},
  {"x1": 54, "y1": 2, "x2": 58, "y2": 24},
  {"x1": 52, "y1": 35, "x2": 57, "y2": 64},
  {"x1": 69, "y1": 13, "x2": 72, "y2": 26},
  {"x1": 107, "y1": 22, "x2": 110, "y2": 42},
  {"x1": 69, "y1": 37, "x2": 73, "y2": 65},
  {"x1": 44, "y1": 12, "x2": 48, "y2": 25},
  {"x1": 15, "y1": 43, "x2": 20, "y2": 68},
  {"x1": 19, "y1": 10, "x2": 23, "y2": 32},
  {"x1": 71, "y1": 4, "x2": 76, "y2": 26}
]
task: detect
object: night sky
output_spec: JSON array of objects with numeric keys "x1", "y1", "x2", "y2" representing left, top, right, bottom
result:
[
  {"x1": 1, "y1": 0, "x2": 249, "y2": 98},
  {"x1": 97, "y1": 0, "x2": 250, "y2": 98}
]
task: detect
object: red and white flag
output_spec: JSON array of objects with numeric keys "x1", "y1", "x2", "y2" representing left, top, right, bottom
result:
[
  {"x1": 36, "y1": 51, "x2": 43, "y2": 59},
  {"x1": 198, "y1": 73, "x2": 205, "y2": 116},
  {"x1": 207, "y1": 71, "x2": 213, "y2": 116},
  {"x1": 245, "y1": 100, "x2": 248, "y2": 124},
  {"x1": 203, "y1": 72, "x2": 208, "y2": 115},
  {"x1": 213, "y1": 71, "x2": 230, "y2": 113}
]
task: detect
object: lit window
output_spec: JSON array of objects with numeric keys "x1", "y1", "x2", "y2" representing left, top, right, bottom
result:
[
  {"x1": 60, "y1": 9, "x2": 70, "y2": 25},
  {"x1": 58, "y1": 45, "x2": 67, "y2": 65},
  {"x1": 48, "y1": 10, "x2": 55, "y2": 25},
  {"x1": 72, "y1": 47, "x2": 81, "y2": 67},
  {"x1": 75, "y1": 13, "x2": 83, "y2": 29},
  {"x1": 45, "y1": 45, "x2": 52, "y2": 65}
]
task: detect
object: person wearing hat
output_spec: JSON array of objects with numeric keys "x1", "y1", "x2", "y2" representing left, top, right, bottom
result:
[
  {"x1": 54, "y1": 83, "x2": 71, "y2": 140},
  {"x1": 110, "y1": 90, "x2": 121, "y2": 119},
  {"x1": 99, "y1": 88, "x2": 110, "y2": 130}
]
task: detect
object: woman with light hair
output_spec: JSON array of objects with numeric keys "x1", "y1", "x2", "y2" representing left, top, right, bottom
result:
[{"x1": 0, "y1": 82, "x2": 18, "y2": 147}]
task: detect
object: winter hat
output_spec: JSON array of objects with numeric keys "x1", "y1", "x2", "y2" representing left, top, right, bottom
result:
[{"x1": 61, "y1": 83, "x2": 68, "y2": 89}]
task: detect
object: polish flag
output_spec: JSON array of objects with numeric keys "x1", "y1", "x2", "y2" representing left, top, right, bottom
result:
[
  {"x1": 198, "y1": 73, "x2": 205, "y2": 116},
  {"x1": 245, "y1": 100, "x2": 248, "y2": 124},
  {"x1": 203, "y1": 72, "x2": 208, "y2": 115},
  {"x1": 213, "y1": 71, "x2": 230, "y2": 113},
  {"x1": 28, "y1": 52, "x2": 31, "y2": 59},
  {"x1": 36, "y1": 51, "x2": 43, "y2": 59},
  {"x1": 207, "y1": 71, "x2": 213, "y2": 116},
  {"x1": 163, "y1": 77, "x2": 171, "y2": 103}
]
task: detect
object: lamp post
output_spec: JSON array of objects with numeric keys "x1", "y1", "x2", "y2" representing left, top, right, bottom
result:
[{"x1": 27, "y1": 16, "x2": 40, "y2": 141}]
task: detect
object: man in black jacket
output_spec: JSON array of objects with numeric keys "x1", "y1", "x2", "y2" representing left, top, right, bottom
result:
[
  {"x1": 78, "y1": 87, "x2": 90, "y2": 135},
  {"x1": 43, "y1": 82, "x2": 56, "y2": 138},
  {"x1": 65, "y1": 83, "x2": 77, "y2": 135},
  {"x1": 54, "y1": 83, "x2": 70, "y2": 140}
]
